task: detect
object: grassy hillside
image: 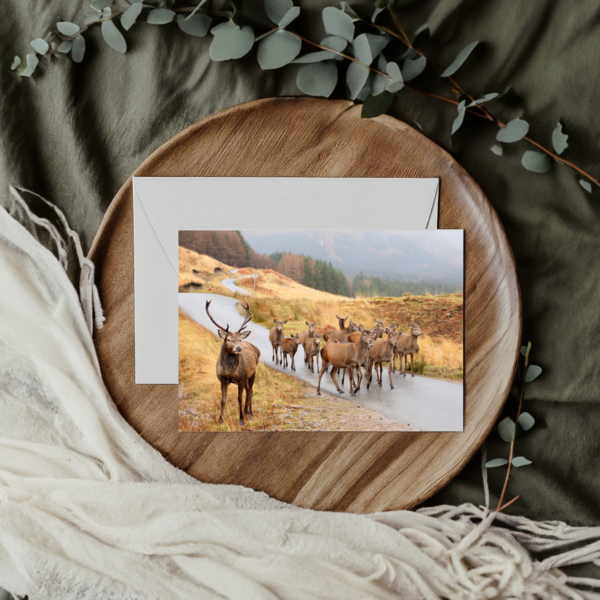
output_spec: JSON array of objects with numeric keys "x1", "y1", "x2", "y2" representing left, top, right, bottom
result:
[
  {"x1": 178, "y1": 310, "x2": 413, "y2": 432},
  {"x1": 242, "y1": 295, "x2": 464, "y2": 380}
]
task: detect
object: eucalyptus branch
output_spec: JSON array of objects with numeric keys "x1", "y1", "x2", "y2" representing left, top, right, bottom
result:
[{"x1": 385, "y1": 4, "x2": 599, "y2": 190}]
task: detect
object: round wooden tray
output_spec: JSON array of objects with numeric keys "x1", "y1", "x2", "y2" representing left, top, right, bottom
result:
[{"x1": 89, "y1": 97, "x2": 521, "y2": 513}]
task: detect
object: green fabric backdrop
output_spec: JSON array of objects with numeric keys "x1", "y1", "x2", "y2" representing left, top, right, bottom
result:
[{"x1": 2, "y1": 0, "x2": 598, "y2": 538}]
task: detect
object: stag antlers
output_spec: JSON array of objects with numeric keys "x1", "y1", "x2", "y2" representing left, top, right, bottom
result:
[{"x1": 205, "y1": 299, "x2": 252, "y2": 334}]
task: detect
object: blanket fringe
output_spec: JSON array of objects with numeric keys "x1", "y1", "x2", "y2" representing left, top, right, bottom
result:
[{"x1": 9, "y1": 185, "x2": 105, "y2": 335}]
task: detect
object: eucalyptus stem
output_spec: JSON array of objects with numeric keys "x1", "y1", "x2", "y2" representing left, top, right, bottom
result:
[
  {"x1": 385, "y1": 5, "x2": 599, "y2": 190},
  {"x1": 495, "y1": 344, "x2": 529, "y2": 512}
]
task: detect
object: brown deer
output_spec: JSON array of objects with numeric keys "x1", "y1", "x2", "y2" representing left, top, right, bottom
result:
[
  {"x1": 373, "y1": 318, "x2": 385, "y2": 339},
  {"x1": 336, "y1": 315, "x2": 349, "y2": 330},
  {"x1": 317, "y1": 327, "x2": 374, "y2": 396},
  {"x1": 397, "y1": 322, "x2": 424, "y2": 377},
  {"x1": 206, "y1": 300, "x2": 259, "y2": 426},
  {"x1": 340, "y1": 327, "x2": 376, "y2": 389},
  {"x1": 281, "y1": 333, "x2": 301, "y2": 371},
  {"x1": 269, "y1": 319, "x2": 288, "y2": 365},
  {"x1": 304, "y1": 332, "x2": 322, "y2": 373},
  {"x1": 367, "y1": 329, "x2": 399, "y2": 389},
  {"x1": 299, "y1": 320, "x2": 316, "y2": 365}
]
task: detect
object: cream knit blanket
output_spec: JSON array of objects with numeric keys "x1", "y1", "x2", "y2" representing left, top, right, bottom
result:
[{"x1": 0, "y1": 199, "x2": 599, "y2": 600}]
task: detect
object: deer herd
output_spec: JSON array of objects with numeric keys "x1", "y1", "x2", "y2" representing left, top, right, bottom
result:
[{"x1": 206, "y1": 301, "x2": 423, "y2": 425}]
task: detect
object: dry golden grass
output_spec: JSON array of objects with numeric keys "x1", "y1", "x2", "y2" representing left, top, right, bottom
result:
[
  {"x1": 178, "y1": 247, "x2": 235, "y2": 295},
  {"x1": 178, "y1": 309, "x2": 414, "y2": 431},
  {"x1": 243, "y1": 296, "x2": 464, "y2": 380}
]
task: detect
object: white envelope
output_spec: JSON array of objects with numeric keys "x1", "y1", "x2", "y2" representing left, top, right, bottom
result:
[{"x1": 133, "y1": 177, "x2": 440, "y2": 384}]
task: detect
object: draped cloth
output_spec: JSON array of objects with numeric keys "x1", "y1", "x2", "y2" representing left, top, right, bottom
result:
[{"x1": 1, "y1": 201, "x2": 599, "y2": 599}]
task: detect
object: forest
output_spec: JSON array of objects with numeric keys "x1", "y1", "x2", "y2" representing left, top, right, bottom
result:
[
  {"x1": 352, "y1": 274, "x2": 462, "y2": 297},
  {"x1": 179, "y1": 230, "x2": 460, "y2": 298}
]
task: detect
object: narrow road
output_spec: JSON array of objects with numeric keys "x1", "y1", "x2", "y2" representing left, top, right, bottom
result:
[
  {"x1": 221, "y1": 274, "x2": 254, "y2": 295},
  {"x1": 179, "y1": 293, "x2": 464, "y2": 432}
]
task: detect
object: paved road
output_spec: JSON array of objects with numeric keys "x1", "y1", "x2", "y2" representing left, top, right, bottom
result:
[
  {"x1": 220, "y1": 274, "x2": 253, "y2": 295},
  {"x1": 179, "y1": 293, "x2": 464, "y2": 432}
]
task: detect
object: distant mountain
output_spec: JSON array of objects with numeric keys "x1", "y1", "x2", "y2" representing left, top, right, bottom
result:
[{"x1": 240, "y1": 230, "x2": 464, "y2": 284}]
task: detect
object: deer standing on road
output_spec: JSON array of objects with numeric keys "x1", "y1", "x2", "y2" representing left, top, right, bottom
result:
[
  {"x1": 269, "y1": 319, "x2": 288, "y2": 365},
  {"x1": 299, "y1": 320, "x2": 316, "y2": 365},
  {"x1": 367, "y1": 329, "x2": 399, "y2": 389},
  {"x1": 317, "y1": 327, "x2": 374, "y2": 396},
  {"x1": 206, "y1": 300, "x2": 259, "y2": 426},
  {"x1": 397, "y1": 322, "x2": 424, "y2": 377},
  {"x1": 304, "y1": 332, "x2": 322, "y2": 373},
  {"x1": 281, "y1": 333, "x2": 301, "y2": 371}
]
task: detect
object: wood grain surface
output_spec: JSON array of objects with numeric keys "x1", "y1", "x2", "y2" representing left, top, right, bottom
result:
[{"x1": 88, "y1": 97, "x2": 521, "y2": 513}]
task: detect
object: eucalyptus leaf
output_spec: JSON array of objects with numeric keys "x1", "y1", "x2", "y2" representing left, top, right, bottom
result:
[
  {"x1": 401, "y1": 55, "x2": 426, "y2": 81},
  {"x1": 361, "y1": 91, "x2": 393, "y2": 118},
  {"x1": 209, "y1": 21, "x2": 254, "y2": 61},
  {"x1": 491, "y1": 144, "x2": 503, "y2": 156},
  {"x1": 356, "y1": 77, "x2": 371, "y2": 102},
  {"x1": 102, "y1": 6, "x2": 112, "y2": 18},
  {"x1": 353, "y1": 34, "x2": 372, "y2": 65},
  {"x1": 339, "y1": 1, "x2": 359, "y2": 20},
  {"x1": 30, "y1": 38, "x2": 49, "y2": 55},
  {"x1": 322, "y1": 7, "x2": 354, "y2": 43},
  {"x1": 346, "y1": 61, "x2": 369, "y2": 100},
  {"x1": 519, "y1": 412, "x2": 535, "y2": 431},
  {"x1": 57, "y1": 22, "x2": 80, "y2": 36},
  {"x1": 177, "y1": 14, "x2": 211, "y2": 37},
  {"x1": 386, "y1": 81, "x2": 403, "y2": 93},
  {"x1": 451, "y1": 100, "x2": 466, "y2": 136},
  {"x1": 520, "y1": 345, "x2": 527, "y2": 356},
  {"x1": 441, "y1": 40, "x2": 478, "y2": 77},
  {"x1": 101, "y1": 19, "x2": 127, "y2": 53},
  {"x1": 278, "y1": 6, "x2": 300, "y2": 29},
  {"x1": 413, "y1": 22, "x2": 429, "y2": 38},
  {"x1": 257, "y1": 29, "x2": 301, "y2": 69},
  {"x1": 485, "y1": 458, "x2": 508, "y2": 468},
  {"x1": 377, "y1": 52, "x2": 386, "y2": 71},
  {"x1": 401, "y1": 47, "x2": 418, "y2": 60},
  {"x1": 522, "y1": 151, "x2": 551, "y2": 174},
  {"x1": 90, "y1": 0, "x2": 112, "y2": 10},
  {"x1": 292, "y1": 50, "x2": 335, "y2": 63},
  {"x1": 265, "y1": 0, "x2": 293, "y2": 25},
  {"x1": 321, "y1": 35, "x2": 347, "y2": 52},
  {"x1": 385, "y1": 61, "x2": 403, "y2": 92},
  {"x1": 386, "y1": 61, "x2": 402, "y2": 82},
  {"x1": 121, "y1": 2, "x2": 144, "y2": 31},
  {"x1": 580, "y1": 180, "x2": 592, "y2": 193},
  {"x1": 512, "y1": 456, "x2": 532, "y2": 468},
  {"x1": 57, "y1": 41, "x2": 72, "y2": 53},
  {"x1": 552, "y1": 123, "x2": 569, "y2": 155},
  {"x1": 365, "y1": 33, "x2": 388, "y2": 60},
  {"x1": 10, "y1": 56, "x2": 21, "y2": 70},
  {"x1": 297, "y1": 61, "x2": 337, "y2": 97},
  {"x1": 147, "y1": 8, "x2": 175, "y2": 24},
  {"x1": 525, "y1": 364, "x2": 543, "y2": 382},
  {"x1": 372, "y1": 7, "x2": 384, "y2": 22},
  {"x1": 19, "y1": 53, "x2": 39, "y2": 77},
  {"x1": 497, "y1": 416, "x2": 516, "y2": 442},
  {"x1": 371, "y1": 72, "x2": 388, "y2": 96},
  {"x1": 71, "y1": 35, "x2": 86, "y2": 63},
  {"x1": 496, "y1": 118, "x2": 529, "y2": 143},
  {"x1": 468, "y1": 92, "x2": 498, "y2": 107}
]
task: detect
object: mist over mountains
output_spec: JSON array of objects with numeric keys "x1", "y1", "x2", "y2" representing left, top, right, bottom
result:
[{"x1": 241, "y1": 230, "x2": 464, "y2": 284}]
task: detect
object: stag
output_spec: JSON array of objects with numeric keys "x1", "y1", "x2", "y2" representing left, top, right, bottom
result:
[
  {"x1": 317, "y1": 327, "x2": 374, "y2": 396},
  {"x1": 367, "y1": 329, "x2": 399, "y2": 389},
  {"x1": 299, "y1": 320, "x2": 316, "y2": 365},
  {"x1": 206, "y1": 300, "x2": 260, "y2": 426},
  {"x1": 269, "y1": 319, "x2": 288, "y2": 365},
  {"x1": 304, "y1": 332, "x2": 322, "y2": 373},
  {"x1": 397, "y1": 322, "x2": 424, "y2": 377},
  {"x1": 281, "y1": 333, "x2": 301, "y2": 371}
]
